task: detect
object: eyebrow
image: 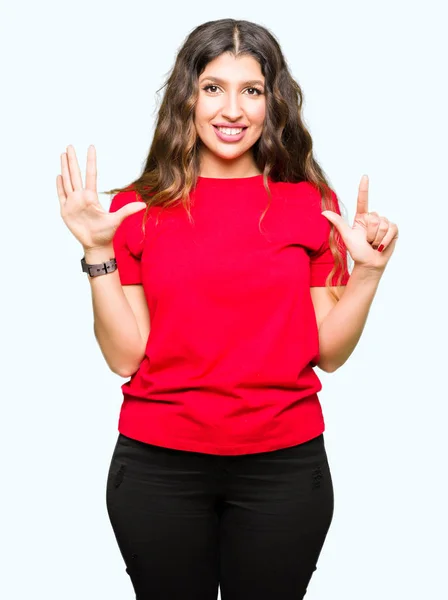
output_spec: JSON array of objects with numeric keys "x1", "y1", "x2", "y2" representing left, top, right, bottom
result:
[{"x1": 199, "y1": 76, "x2": 265, "y2": 87}]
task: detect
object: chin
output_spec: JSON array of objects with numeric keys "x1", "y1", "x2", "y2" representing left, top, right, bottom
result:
[
  {"x1": 213, "y1": 149, "x2": 248, "y2": 160},
  {"x1": 208, "y1": 140, "x2": 254, "y2": 156}
]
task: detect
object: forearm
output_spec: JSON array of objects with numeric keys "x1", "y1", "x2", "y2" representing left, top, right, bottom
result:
[
  {"x1": 317, "y1": 264, "x2": 384, "y2": 372},
  {"x1": 85, "y1": 246, "x2": 145, "y2": 377}
]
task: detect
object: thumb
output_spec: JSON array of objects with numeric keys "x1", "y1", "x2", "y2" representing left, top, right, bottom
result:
[
  {"x1": 321, "y1": 210, "x2": 351, "y2": 240},
  {"x1": 114, "y1": 202, "x2": 147, "y2": 225}
]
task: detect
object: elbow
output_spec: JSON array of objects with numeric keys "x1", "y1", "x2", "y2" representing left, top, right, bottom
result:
[
  {"x1": 94, "y1": 326, "x2": 145, "y2": 378},
  {"x1": 316, "y1": 357, "x2": 338, "y2": 373},
  {"x1": 112, "y1": 360, "x2": 142, "y2": 378},
  {"x1": 113, "y1": 366, "x2": 136, "y2": 378},
  {"x1": 114, "y1": 351, "x2": 146, "y2": 378},
  {"x1": 103, "y1": 354, "x2": 141, "y2": 378},
  {"x1": 321, "y1": 361, "x2": 343, "y2": 373}
]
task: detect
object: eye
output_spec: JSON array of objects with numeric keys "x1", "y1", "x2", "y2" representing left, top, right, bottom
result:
[
  {"x1": 246, "y1": 87, "x2": 263, "y2": 96},
  {"x1": 202, "y1": 85, "x2": 264, "y2": 96},
  {"x1": 202, "y1": 85, "x2": 220, "y2": 94}
]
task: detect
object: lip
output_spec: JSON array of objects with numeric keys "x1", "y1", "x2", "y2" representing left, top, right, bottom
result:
[
  {"x1": 213, "y1": 124, "x2": 248, "y2": 143},
  {"x1": 212, "y1": 123, "x2": 248, "y2": 128}
]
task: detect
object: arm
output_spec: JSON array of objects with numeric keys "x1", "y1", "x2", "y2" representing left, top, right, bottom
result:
[
  {"x1": 313, "y1": 265, "x2": 383, "y2": 372},
  {"x1": 85, "y1": 245, "x2": 149, "y2": 377}
]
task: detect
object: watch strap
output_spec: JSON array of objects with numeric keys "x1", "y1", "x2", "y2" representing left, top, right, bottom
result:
[{"x1": 81, "y1": 256, "x2": 117, "y2": 277}]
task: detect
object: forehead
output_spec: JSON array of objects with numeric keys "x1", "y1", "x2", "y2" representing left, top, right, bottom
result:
[{"x1": 200, "y1": 53, "x2": 264, "y2": 83}]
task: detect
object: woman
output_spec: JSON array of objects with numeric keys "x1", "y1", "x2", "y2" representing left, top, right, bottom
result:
[{"x1": 57, "y1": 18, "x2": 398, "y2": 600}]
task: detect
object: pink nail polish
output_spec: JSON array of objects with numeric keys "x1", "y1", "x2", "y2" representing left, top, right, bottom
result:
[{"x1": 378, "y1": 244, "x2": 384, "y2": 252}]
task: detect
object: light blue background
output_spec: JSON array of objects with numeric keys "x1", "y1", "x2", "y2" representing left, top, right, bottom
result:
[{"x1": 1, "y1": 0, "x2": 446, "y2": 598}]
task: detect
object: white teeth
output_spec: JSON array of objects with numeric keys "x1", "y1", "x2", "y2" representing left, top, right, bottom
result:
[{"x1": 216, "y1": 127, "x2": 243, "y2": 135}]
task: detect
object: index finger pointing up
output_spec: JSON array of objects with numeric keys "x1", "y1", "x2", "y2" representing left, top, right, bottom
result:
[{"x1": 356, "y1": 174, "x2": 369, "y2": 216}]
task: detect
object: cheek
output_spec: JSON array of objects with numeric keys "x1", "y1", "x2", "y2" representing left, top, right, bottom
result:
[
  {"x1": 250, "y1": 102, "x2": 266, "y2": 125},
  {"x1": 195, "y1": 98, "x2": 213, "y2": 120}
]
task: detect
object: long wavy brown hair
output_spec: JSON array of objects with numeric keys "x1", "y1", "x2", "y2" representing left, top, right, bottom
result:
[{"x1": 102, "y1": 18, "x2": 350, "y2": 301}]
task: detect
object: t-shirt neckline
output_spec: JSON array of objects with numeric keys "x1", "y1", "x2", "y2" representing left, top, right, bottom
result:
[{"x1": 197, "y1": 174, "x2": 264, "y2": 181}]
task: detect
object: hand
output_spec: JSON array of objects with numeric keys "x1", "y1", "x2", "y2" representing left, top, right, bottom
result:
[
  {"x1": 56, "y1": 145, "x2": 147, "y2": 251},
  {"x1": 321, "y1": 175, "x2": 399, "y2": 272}
]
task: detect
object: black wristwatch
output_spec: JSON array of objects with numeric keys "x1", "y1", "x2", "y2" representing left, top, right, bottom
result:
[{"x1": 81, "y1": 256, "x2": 117, "y2": 277}]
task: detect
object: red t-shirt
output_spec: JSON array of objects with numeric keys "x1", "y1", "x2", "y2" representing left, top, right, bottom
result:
[{"x1": 109, "y1": 175, "x2": 350, "y2": 455}]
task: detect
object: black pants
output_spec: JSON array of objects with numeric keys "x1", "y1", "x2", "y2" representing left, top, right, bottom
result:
[{"x1": 106, "y1": 432, "x2": 334, "y2": 599}]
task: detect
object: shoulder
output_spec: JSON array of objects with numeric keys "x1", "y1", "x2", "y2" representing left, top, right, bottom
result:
[
  {"x1": 277, "y1": 180, "x2": 342, "y2": 220},
  {"x1": 271, "y1": 181, "x2": 332, "y2": 227},
  {"x1": 108, "y1": 189, "x2": 146, "y2": 253},
  {"x1": 272, "y1": 180, "x2": 324, "y2": 206},
  {"x1": 109, "y1": 187, "x2": 140, "y2": 213}
]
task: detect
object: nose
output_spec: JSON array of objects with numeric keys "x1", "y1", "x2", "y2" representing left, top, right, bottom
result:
[{"x1": 221, "y1": 91, "x2": 244, "y2": 120}]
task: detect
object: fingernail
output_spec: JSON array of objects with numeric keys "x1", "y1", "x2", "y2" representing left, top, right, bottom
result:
[{"x1": 377, "y1": 244, "x2": 384, "y2": 252}]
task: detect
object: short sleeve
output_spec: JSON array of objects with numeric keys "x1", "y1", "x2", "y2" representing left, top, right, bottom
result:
[
  {"x1": 309, "y1": 190, "x2": 351, "y2": 287},
  {"x1": 109, "y1": 190, "x2": 144, "y2": 285}
]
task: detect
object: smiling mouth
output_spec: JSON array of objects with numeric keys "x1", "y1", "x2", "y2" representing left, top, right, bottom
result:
[{"x1": 213, "y1": 125, "x2": 247, "y2": 135}]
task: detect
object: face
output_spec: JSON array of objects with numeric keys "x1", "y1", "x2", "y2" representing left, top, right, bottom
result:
[{"x1": 194, "y1": 53, "x2": 266, "y2": 177}]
